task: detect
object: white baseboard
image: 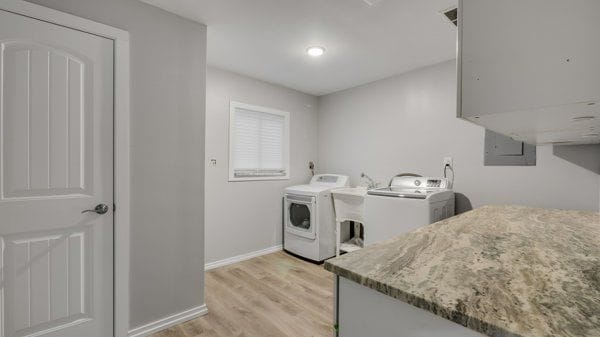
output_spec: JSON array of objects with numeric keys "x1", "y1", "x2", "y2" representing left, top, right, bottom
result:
[
  {"x1": 205, "y1": 245, "x2": 283, "y2": 271},
  {"x1": 128, "y1": 304, "x2": 208, "y2": 337}
]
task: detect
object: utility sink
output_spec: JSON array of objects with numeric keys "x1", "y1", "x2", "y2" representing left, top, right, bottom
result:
[
  {"x1": 332, "y1": 187, "x2": 368, "y2": 255},
  {"x1": 331, "y1": 187, "x2": 367, "y2": 224}
]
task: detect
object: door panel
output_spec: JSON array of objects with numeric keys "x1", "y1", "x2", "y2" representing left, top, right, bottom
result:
[
  {"x1": 0, "y1": 9, "x2": 113, "y2": 337},
  {"x1": 5, "y1": 227, "x2": 93, "y2": 336},
  {"x1": 3, "y1": 41, "x2": 93, "y2": 199}
]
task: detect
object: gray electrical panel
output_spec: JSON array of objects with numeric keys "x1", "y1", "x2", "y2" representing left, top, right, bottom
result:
[{"x1": 484, "y1": 130, "x2": 536, "y2": 166}]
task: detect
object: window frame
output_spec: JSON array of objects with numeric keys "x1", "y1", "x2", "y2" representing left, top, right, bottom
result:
[{"x1": 228, "y1": 101, "x2": 290, "y2": 182}]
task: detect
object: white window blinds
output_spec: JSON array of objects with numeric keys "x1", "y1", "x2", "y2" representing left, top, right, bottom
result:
[{"x1": 229, "y1": 102, "x2": 289, "y2": 180}]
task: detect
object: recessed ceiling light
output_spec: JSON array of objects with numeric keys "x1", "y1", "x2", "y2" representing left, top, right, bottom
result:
[{"x1": 306, "y1": 46, "x2": 325, "y2": 57}]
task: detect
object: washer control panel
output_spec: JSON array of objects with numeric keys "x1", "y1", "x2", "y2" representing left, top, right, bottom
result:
[
  {"x1": 426, "y1": 179, "x2": 444, "y2": 188},
  {"x1": 390, "y1": 176, "x2": 449, "y2": 190}
]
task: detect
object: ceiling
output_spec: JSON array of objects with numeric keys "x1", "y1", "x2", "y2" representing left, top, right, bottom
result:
[{"x1": 142, "y1": 0, "x2": 458, "y2": 96}]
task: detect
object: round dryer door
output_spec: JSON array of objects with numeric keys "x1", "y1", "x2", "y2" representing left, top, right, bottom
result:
[
  {"x1": 285, "y1": 194, "x2": 316, "y2": 239},
  {"x1": 290, "y1": 203, "x2": 311, "y2": 230}
]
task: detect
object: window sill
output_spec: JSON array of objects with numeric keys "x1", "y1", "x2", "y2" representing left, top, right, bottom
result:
[{"x1": 229, "y1": 175, "x2": 290, "y2": 182}]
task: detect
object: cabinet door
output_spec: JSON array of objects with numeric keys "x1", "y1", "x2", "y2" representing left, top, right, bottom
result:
[{"x1": 459, "y1": 0, "x2": 600, "y2": 118}]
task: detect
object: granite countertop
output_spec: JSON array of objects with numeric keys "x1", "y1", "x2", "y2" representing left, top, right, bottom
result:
[{"x1": 324, "y1": 205, "x2": 600, "y2": 337}]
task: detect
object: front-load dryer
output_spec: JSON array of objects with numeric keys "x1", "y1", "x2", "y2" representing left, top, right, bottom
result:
[{"x1": 284, "y1": 174, "x2": 349, "y2": 262}]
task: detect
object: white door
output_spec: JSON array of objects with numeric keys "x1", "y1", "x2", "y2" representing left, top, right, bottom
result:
[{"x1": 0, "y1": 9, "x2": 114, "y2": 337}]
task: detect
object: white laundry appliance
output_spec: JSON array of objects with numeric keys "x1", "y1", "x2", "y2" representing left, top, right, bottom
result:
[
  {"x1": 284, "y1": 174, "x2": 350, "y2": 261},
  {"x1": 364, "y1": 175, "x2": 455, "y2": 245}
]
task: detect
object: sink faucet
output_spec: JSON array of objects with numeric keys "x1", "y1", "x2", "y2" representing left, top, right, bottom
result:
[{"x1": 360, "y1": 172, "x2": 379, "y2": 189}]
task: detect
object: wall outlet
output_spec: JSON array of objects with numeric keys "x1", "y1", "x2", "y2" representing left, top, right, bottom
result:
[{"x1": 443, "y1": 157, "x2": 453, "y2": 168}]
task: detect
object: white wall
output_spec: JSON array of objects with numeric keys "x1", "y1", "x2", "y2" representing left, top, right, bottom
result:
[
  {"x1": 205, "y1": 67, "x2": 319, "y2": 264},
  {"x1": 26, "y1": 0, "x2": 207, "y2": 329},
  {"x1": 318, "y1": 60, "x2": 600, "y2": 212}
]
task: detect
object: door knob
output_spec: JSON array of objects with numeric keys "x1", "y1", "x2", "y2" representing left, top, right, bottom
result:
[{"x1": 82, "y1": 204, "x2": 109, "y2": 215}]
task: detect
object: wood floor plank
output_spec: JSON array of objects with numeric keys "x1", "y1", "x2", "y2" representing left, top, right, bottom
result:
[
  {"x1": 236, "y1": 259, "x2": 333, "y2": 322},
  {"x1": 226, "y1": 266, "x2": 331, "y2": 336},
  {"x1": 151, "y1": 251, "x2": 334, "y2": 337}
]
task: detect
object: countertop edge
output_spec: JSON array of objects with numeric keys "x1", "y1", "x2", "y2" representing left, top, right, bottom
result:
[{"x1": 323, "y1": 261, "x2": 523, "y2": 337}]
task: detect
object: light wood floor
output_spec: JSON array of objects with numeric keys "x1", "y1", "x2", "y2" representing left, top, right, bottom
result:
[{"x1": 151, "y1": 251, "x2": 334, "y2": 337}]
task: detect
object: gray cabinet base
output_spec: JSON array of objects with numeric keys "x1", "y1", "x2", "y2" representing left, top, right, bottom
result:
[{"x1": 336, "y1": 277, "x2": 486, "y2": 337}]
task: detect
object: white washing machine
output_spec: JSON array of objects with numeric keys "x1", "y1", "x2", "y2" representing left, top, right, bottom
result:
[
  {"x1": 364, "y1": 175, "x2": 455, "y2": 246},
  {"x1": 284, "y1": 174, "x2": 349, "y2": 262}
]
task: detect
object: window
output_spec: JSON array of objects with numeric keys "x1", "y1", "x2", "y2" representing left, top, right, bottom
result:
[{"x1": 229, "y1": 101, "x2": 290, "y2": 181}]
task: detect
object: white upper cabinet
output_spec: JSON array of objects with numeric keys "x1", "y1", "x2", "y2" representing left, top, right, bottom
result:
[{"x1": 458, "y1": 0, "x2": 600, "y2": 145}]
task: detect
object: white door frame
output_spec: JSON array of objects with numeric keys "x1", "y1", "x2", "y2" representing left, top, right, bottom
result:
[{"x1": 0, "y1": 1, "x2": 131, "y2": 336}]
